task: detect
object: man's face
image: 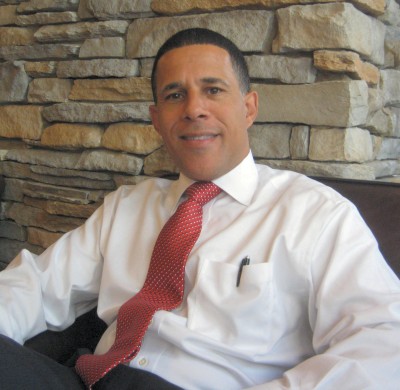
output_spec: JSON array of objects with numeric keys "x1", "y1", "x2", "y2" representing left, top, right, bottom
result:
[{"x1": 150, "y1": 44, "x2": 258, "y2": 181}]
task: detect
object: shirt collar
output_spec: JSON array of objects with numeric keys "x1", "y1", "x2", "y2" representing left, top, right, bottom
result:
[{"x1": 168, "y1": 152, "x2": 258, "y2": 209}]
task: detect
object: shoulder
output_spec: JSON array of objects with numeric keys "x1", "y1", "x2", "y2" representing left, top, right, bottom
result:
[
  {"x1": 255, "y1": 163, "x2": 352, "y2": 209},
  {"x1": 103, "y1": 177, "x2": 175, "y2": 207}
]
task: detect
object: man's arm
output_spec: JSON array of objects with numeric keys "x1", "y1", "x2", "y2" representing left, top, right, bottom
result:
[
  {"x1": 0, "y1": 204, "x2": 105, "y2": 344},
  {"x1": 249, "y1": 201, "x2": 400, "y2": 389}
]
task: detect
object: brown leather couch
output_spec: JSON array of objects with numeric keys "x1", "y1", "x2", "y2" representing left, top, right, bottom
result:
[{"x1": 20, "y1": 177, "x2": 400, "y2": 362}]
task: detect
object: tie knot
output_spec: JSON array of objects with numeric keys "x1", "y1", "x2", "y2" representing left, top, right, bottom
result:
[{"x1": 185, "y1": 182, "x2": 221, "y2": 206}]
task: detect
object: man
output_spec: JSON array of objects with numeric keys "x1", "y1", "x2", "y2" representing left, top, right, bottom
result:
[{"x1": 0, "y1": 28, "x2": 399, "y2": 389}]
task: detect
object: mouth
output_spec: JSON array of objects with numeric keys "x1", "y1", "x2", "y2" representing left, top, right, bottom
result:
[{"x1": 180, "y1": 134, "x2": 218, "y2": 141}]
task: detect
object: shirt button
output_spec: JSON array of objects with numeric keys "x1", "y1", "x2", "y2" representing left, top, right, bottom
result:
[{"x1": 138, "y1": 357, "x2": 148, "y2": 367}]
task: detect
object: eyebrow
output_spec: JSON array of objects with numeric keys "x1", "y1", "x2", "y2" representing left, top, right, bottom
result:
[
  {"x1": 201, "y1": 77, "x2": 229, "y2": 87},
  {"x1": 160, "y1": 77, "x2": 230, "y2": 96},
  {"x1": 161, "y1": 82, "x2": 181, "y2": 95}
]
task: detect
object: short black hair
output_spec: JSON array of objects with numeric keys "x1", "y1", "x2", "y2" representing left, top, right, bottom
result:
[{"x1": 151, "y1": 28, "x2": 250, "y2": 102}]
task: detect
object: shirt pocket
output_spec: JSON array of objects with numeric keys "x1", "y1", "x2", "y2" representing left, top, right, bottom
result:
[{"x1": 187, "y1": 259, "x2": 274, "y2": 356}]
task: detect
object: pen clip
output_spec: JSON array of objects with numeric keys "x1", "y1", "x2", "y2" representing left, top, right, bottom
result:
[{"x1": 236, "y1": 256, "x2": 250, "y2": 287}]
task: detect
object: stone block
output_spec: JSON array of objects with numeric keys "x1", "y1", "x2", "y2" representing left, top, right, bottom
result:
[
  {"x1": 144, "y1": 147, "x2": 178, "y2": 176},
  {"x1": 102, "y1": 123, "x2": 163, "y2": 154},
  {"x1": 254, "y1": 80, "x2": 369, "y2": 127},
  {"x1": 0, "y1": 43, "x2": 80, "y2": 61},
  {"x1": 24, "y1": 61, "x2": 56, "y2": 77},
  {"x1": 6, "y1": 202, "x2": 85, "y2": 233},
  {"x1": 246, "y1": 55, "x2": 316, "y2": 84},
  {"x1": 366, "y1": 108, "x2": 396, "y2": 136},
  {"x1": 30, "y1": 165, "x2": 112, "y2": 181},
  {"x1": 35, "y1": 174, "x2": 115, "y2": 190},
  {"x1": 290, "y1": 125, "x2": 309, "y2": 160},
  {"x1": 371, "y1": 135, "x2": 383, "y2": 159},
  {"x1": 28, "y1": 78, "x2": 73, "y2": 103},
  {"x1": 313, "y1": 50, "x2": 380, "y2": 85},
  {"x1": 69, "y1": 77, "x2": 152, "y2": 102},
  {"x1": 76, "y1": 0, "x2": 94, "y2": 20},
  {"x1": 57, "y1": 59, "x2": 140, "y2": 78},
  {"x1": 17, "y1": 0, "x2": 79, "y2": 13},
  {"x1": 0, "y1": 238, "x2": 42, "y2": 268},
  {"x1": 367, "y1": 160, "x2": 400, "y2": 179},
  {"x1": 79, "y1": 0, "x2": 153, "y2": 20},
  {"x1": 24, "y1": 197, "x2": 101, "y2": 218},
  {"x1": 140, "y1": 58, "x2": 154, "y2": 78},
  {"x1": 385, "y1": 49, "x2": 395, "y2": 69},
  {"x1": 16, "y1": 11, "x2": 78, "y2": 26},
  {"x1": 259, "y1": 159, "x2": 376, "y2": 180},
  {"x1": 43, "y1": 102, "x2": 151, "y2": 123},
  {"x1": 1, "y1": 0, "x2": 32, "y2": 4},
  {"x1": 22, "y1": 181, "x2": 105, "y2": 204},
  {"x1": 0, "y1": 201, "x2": 7, "y2": 221},
  {"x1": 390, "y1": 107, "x2": 400, "y2": 137},
  {"x1": 0, "y1": 27, "x2": 35, "y2": 47},
  {"x1": 4, "y1": 202, "x2": 42, "y2": 226},
  {"x1": 79, "y1": 37, "x2": 125, "y2": 58},
  {"x1": 151, "y1": 0, "x2": 351, "y2": 15},
  {"x1": 77, "y1": 150, "x2": 143, "y2": 175},
  {"x1": 0, "y1": 105, "x2": 43, "y2": 140},
  {"x1": 0, "y1": 220, "x2": 26, "y2": 241},
  {"x1": 273, "y1": 3, "x2": 386, "y2": 65},
  {"x1": 0, "y1": 5, "x2": 17, "y2": 26},
  {"x1": 376, "y1": 138, "x2": 400, "y2": 160},
  {"x1": 248, "y1": 124, "x2": 291, "y2": 158},
  {"x1": 2, "y1": 178, "x2": 24, "y2": 202},
  {"x1": 27, "y1": 227, "x2": 62, "y2": 249},
  {"x1": 41, "y1": 123, "x2": 103, "y2": 149},
  {"x1": 150, "y1": 1, "x2": 383, "y2": 16},
  {"x1": 34, "y1": 20, "x2": 129, "y2": 43},
  {"x1": 0, "y1": 61, "x2": 29, "y2": 102},
  {"x1": 5, "y1": 149, "x2": 82, "y2": 170},
  {"x1": 356, "y1": 0, "x2": 386, "y2": 15},
  {"x1": 2, "y1": 160, "x2": 115, "y2": 190},
  {"x1": 368, "y1": 88, "x2": 385, "y2": 113},
  {"x1": 309, "y1": 127, "x2": 373, "y2": 162},
  {"x1": 127, "y1": 10, "x2": 275, "y2": 58},
  {"x1": 1, "y1": 161, "x2": 31, "y2": 181},
  {"x1": 381, "y1": 69, "x2": 400, "y2": 106},
  {"x1": 113, "y1": 174, "x2": 150, "y2": 187},
  {"x1": 378, "y1": 0, "x2": 400, "y2": 27},
  {"x1": 385, "y1": 26, "x2": 400, "y2": 69}
]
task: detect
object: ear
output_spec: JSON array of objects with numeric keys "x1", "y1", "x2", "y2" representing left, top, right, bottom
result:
[
  {"x1": 244, "y1": 91, "x2": 258, "y2": 129},
  {"x1": 149, "y1": 104, "x2": 160, "y2": 134}
]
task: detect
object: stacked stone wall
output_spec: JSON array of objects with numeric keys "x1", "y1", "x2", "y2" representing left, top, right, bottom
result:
[{"x1": 0, "y1": 0, "x2": 399, "y2": 268}]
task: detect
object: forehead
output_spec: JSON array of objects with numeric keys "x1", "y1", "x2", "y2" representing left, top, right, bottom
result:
[{"x1": 155, "y1": 44, "x2": 236, "y2": 83}]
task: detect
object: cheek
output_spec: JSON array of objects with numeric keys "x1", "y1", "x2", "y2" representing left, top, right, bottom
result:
[{"x1": 158, "y1": 111, "x2": 180, "y2": 132}]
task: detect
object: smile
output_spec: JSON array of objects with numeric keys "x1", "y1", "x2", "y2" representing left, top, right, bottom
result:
[{"x1": 181, "y1": 135, "x2": 217, "y2": 141}]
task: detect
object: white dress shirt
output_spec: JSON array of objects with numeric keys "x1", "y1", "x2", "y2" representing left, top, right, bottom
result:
[{"x1": 1, "y1": 153, "x2": 400, "y2": 389}]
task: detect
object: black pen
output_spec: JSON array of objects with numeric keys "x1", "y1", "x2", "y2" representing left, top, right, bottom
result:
[{"x1": 236, "y1": 256, "x2": 250, "y2": 287}]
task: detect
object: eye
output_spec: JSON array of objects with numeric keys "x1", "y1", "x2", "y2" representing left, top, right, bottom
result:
[
  {"x1": 164, "y1": 92, "x2": 184, "y2": 101},
  {"x1": 207, "y1": 87, "x2": 222, "y2": 95}
]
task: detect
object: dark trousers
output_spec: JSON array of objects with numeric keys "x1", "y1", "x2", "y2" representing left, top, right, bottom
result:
[{"x1": 0, "y1": 335, "x2": 182, "y2": 389}]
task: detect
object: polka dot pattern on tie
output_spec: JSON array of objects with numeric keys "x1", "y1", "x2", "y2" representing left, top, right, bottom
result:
[{"x1": 75, "y1": 181, "x2": 221, "y2": 388}]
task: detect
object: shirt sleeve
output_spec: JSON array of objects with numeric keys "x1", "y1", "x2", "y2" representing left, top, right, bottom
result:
[
  {"x1": 0, "y1": 202, "x2": 106, "y2": 344},
  {"x1": 247, "y1": 200, "x2": 400, "y2": 389}
]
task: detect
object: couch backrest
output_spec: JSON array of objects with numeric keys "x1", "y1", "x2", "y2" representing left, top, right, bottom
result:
[{"x1": 314, "y1": 177, "x2": 400, "y2": 278}]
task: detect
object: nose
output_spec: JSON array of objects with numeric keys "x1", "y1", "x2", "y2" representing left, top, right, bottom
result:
[{"x1": 183, "y1": 91, "x2": 208, "y2": 121}]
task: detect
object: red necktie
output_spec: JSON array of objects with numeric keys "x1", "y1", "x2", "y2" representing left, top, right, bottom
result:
[{"x1": 75, "y1": 181, "x2": 221, "y2": 388}]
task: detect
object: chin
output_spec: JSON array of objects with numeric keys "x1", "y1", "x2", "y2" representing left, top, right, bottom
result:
[{"x1": 188, "y1": 171, "x2": 222, "y2": 182}]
